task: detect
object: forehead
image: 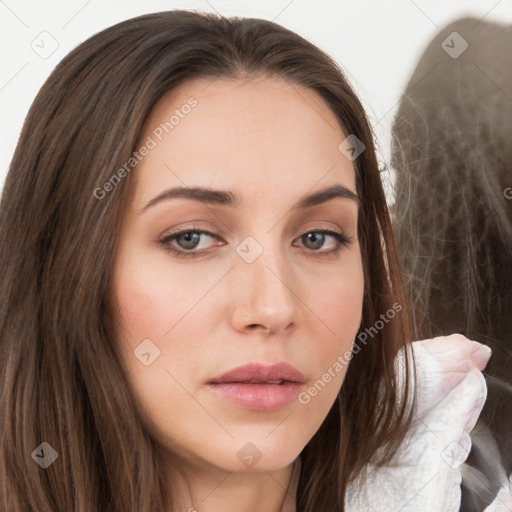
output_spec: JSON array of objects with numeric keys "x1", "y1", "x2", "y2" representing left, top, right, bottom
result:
[{"x1": 130, "y1": 76, "x2": 356, "y2": 209}]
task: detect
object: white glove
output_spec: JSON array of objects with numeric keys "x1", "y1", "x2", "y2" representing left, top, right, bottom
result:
[
  {"x1": 483, "y1": 474, "x2": 512, "y2": 512},
  {"x1": 345, "y1": 334, "x2": 490, "y2": 512}
]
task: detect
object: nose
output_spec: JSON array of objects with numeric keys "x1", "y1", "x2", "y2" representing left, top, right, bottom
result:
[{"x1": 228, "y1": 244, "x2": 298, "y2": 337}]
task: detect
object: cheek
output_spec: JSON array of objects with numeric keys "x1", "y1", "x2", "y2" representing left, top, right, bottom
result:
[
  {"x1": 312, "y1": 256, "x2": 364, "y2": 353},
  {"x1": 296, "y1": 255, "x2": 364, "y2": 411},
  {"x1": 110, "y1": 258, "x2": 209, "y2": 440},
  {"x1": 110, "y1": 251, "x2": 224, "y2": 402},
  {"x1": 112, "y1": 251, "x2": 215, "y2": 347}
]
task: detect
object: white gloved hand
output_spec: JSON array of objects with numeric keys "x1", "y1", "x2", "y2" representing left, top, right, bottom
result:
[
  {"x1": 483, "y1": 474, "x2": 512, "y2": 512},
  {"x1": 345, "y1": 334, "x2": 490, "y2": 512}
]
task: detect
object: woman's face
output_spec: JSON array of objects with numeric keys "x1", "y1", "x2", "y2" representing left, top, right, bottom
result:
[{"x1": 111, "y1": 76, "x2": 364, "y2": 474}]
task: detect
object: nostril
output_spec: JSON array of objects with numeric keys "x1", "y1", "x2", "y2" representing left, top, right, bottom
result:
[{"x1": 247, "y1": 324, "x2": 270, "y2": 333}]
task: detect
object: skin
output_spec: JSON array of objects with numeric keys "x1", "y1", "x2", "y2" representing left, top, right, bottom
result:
[{"x1": 111, "y1": 75, "x2": 364, "y2": 512}]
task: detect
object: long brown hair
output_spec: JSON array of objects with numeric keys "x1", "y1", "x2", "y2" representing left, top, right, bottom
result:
[
  {"x1": 391, "y1": 17, "x2": 512, "y2": 511},
  {"x1": 0, "y1": 10, "x2": 414, "y2": 511}
]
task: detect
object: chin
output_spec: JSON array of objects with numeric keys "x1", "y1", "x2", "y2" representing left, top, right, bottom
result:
[{"x1": 213, "y1": 431, "x2": 308, "y2": 473}]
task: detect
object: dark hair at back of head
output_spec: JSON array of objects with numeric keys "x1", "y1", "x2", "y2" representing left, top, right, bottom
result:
[{"x1": 392, "y1": 17, "x2": 512, "y2": 511}]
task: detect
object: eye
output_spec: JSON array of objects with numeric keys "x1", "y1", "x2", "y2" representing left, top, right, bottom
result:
[
  {"x1": 158, "y1": 227, "x2": 221, "y2": 258},
  {"x1": 294, "y1": 229, "x2": 352, "y2": 256}
]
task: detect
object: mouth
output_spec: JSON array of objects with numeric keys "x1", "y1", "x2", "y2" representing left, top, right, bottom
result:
[{"x1": 207, "y1": 362, "x2": 306, "y2": 411}]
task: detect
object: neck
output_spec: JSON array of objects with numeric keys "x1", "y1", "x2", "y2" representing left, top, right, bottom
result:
[{"x1": 161, "y1": 452, "x2": 299, "y2": 512}]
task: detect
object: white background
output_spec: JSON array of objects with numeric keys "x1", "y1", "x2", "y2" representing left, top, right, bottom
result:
[{"x1": 1, "y1": 0, "x2": 510, "y2": 192}]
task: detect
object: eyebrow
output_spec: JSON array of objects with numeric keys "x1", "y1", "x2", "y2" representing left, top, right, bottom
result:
[{"x1": 137, "y1": 183, "x2": 359, "y2": 214}]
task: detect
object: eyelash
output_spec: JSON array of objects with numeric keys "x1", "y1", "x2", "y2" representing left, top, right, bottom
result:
[{"x1": 157, "y1": 225, "x2": 353, "y2": 259}]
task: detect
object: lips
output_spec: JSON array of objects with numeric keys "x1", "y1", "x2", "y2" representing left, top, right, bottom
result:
[
  {"x1": 209, "y1": 362, "x2": 306, "y2": 385},
  {"x1": 207, "y1": 362, "x2": 306, "y2": 411}
]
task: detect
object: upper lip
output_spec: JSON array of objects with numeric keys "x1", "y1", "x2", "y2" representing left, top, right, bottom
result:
[{"x1": 208, "y1": 362, "x2": 306, "y2": 384}]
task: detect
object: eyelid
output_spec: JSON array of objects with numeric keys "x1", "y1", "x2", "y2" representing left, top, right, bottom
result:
[
  {"x1": 300, "y1": 223, "x2": 351, "y2": 238},
  {"x1": 158, "y1": 225, "x2": 222, "y2": 246},
  {"x1": 159, "y1": 224, "x2": 350, "y2": 244}
]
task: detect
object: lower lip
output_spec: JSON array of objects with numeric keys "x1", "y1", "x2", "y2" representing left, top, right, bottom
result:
[{"x1": 208, "y1": 382, "x2": 303, "y2": 411}]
